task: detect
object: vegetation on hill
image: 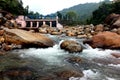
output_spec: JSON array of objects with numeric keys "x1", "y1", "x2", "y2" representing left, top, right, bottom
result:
[
  {"x1": 0, "y1": 0, "x2": 27, "y2": 15},
  {"x1": 55, "y1": 2, "x2": 101, "y2": 26},
  {"x1": 89, "y1": 1, "x2": 120, "y2": 25}
]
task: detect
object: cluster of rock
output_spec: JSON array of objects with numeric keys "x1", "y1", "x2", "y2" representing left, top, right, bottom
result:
[{"x1": 0, "y1": 10, "x2": 18, "y2": 29}]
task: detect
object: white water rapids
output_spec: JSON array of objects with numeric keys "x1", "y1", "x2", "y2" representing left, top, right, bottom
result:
[{"x1": 11, "y1": 36, "x2": 120, "y2": 80}]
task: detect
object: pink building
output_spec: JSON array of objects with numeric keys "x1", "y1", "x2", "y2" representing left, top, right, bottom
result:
[{"x1": 16, "y1": 15, "x2": 26, "y2": 27}]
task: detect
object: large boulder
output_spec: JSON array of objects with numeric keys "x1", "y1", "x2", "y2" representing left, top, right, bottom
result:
[
  {"x1": 3, "y1": 28, "x2": 54, "y2": 48},
  {"x1": 112, "y1": 18, "x2": 120, "y2": 28},
  {"x1": 84, "y1": 31, "x2": 120, "y2": 49},
  {"x1": 104, "y1": 13, "x2": 120, "y2": 29},
  {"x1": 60, "y1": 40, "x2": 83, "y2": 53}
]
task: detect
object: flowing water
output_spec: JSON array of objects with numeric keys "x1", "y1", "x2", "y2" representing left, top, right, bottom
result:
[{"x1": 9, "y1": 35, "x2": 120, "y2": 80}]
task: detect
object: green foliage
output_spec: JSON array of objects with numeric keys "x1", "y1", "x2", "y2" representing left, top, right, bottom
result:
[
  {"x1": 0, "y1": 0, "x2": 26, "y2": 15},
  {"x1": 61, "y1": 3, "x2": 100, "y2": 22},
  {"x1": 89, "y1": 1, "x2": 120, "y2": 25},
  {"x1": 55, "y1": 2, "x2": 100, "y2": 26}
]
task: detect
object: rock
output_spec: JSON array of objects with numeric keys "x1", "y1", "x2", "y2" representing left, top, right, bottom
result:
[
  {"x1": 0, "y1": 36, "x2": 5, "y2": 43},
  {"x1": 51, "y1": 31, "x2": 61, "y2": 35},
  {"x1": 56, "y1": 70, "x2": 84, "y2": 79},
  {"x1": 39, "y1": 28, "x2": 47, "y2": 34},
  {"x1": 76, "y1": 34, "x2": 87, "y2": 39},
  {"x1": 66, "y1": 31, "x2": 76, "y2": 36},
  {"x1": 117, "y1": 28, "x2": 120, "y2": 34},
  {"x1": 84, "y1": 31, "x2": 120, "y2": 49},
  {"x1": 0, "y1": 30, "x2": 4, "y2": 36},
  {"x1": 60, "y1": 40, "x2": 83, "y2": 53},
  {"x1": 0, "y1": 17, "x2": 6, "y2": 26},
  {"x1": 68, "y1": 57, "x2": 82, "y2": 63},
  {"x1": 105, "y1": 13, "x2": 120, "y2": 25},
  {"x1": 4, "y1": 28, "x2": 54, "y2": 48},
  {"x1": 105, "y1": 13, "x2": 120, "y2": 29},
  {"x1": 0, "y1": 51, "x2": 6, "y2": 56},
  {"x1": 2, "y1": 43, "x2": 12, "y2": 51},
  {"x1": 4, "y1": 19, "x2": 18, "y2": 29},
  {"x1": 0, "y1": 67, "x2": 34, "y2": 80},
  {"x1": 111, "y1": 53, "x2": 120, "y2": 58},
  {"x1": 84, "y1": 27, "x2": 91, "y2": 34},
  {"x1": 112, "y1": 18, "x2": 120, "y2": 28},
  {"x1": 5, "y1": 13, "x2": 14, "y2": 20},
  {"x1": 111, "y1": 28, "x2": 118, "y2": 33},
  {"x1": 94, "y1": 24, "x2": 104, "y2": 32}
]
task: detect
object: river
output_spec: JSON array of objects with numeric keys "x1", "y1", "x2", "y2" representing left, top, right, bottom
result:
[{"x1": 4, "y1": 34, "x2": 120, "y2": 80}]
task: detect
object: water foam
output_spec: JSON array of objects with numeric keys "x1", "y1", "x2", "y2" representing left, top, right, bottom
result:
[
  {"x1": 81, "y1": 48, "x2": 120, "y2": 59},
  {"x1": 15, "y1": 44, "x2": 68, "y2": 65},
  {"x1": 69, "y1": 69, "x2": 101, "y2": 80}
]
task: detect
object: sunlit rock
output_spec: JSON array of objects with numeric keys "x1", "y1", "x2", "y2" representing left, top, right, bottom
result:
[
  {"x1": 84, "y1": 31, "x2": 120, "y2": 49},
  {"x1": 94, "y1": 24, "x2": 104, "y2": 32},
  {"x1": 60, "y1": 40, "x2": 83, "y2": 53},
  {"x1": 3, "y1": 28, "x2": 54, "y2": 48}
]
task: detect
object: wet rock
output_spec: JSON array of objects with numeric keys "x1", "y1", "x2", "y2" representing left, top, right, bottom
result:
[
  {"x1": 0, "y1": 67, "x2": 35, "y2": 80},
  {"x1": 2, "y1": 43, "x2": 12, "y2": 51},
  {"x1": 56, "y1": 70, "x2": 84, "y2": 79},
  {"x1": 84, "y1": 31, "x2": 120, "y2": 49},
  {"x1": 0, "y1": 51, "x2": 6, "y2": 56},
  {"x1": 60, "y1": 40, "x2": 83, "y2": 53},
  {"x1": 68, "y1": 57, "x2": 82, "y2": 63},
  {"x1": 4, "y1": 28, "x2": 54, "y2": 48},
  {"x1": 36, "y1": 76, "x2": 55, "y2": 80},
  {"x1": 111, "y1": 53, "x2": 120, "y2": 58}
]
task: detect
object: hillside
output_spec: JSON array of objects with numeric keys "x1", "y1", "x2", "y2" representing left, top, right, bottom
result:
[{"x1": 59, "y1": 3, "x2": 100, "y2": 22}]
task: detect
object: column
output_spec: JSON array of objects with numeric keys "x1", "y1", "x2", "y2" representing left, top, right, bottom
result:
[
  {"x1": 56, "y1": 16, "x2": 59, "y2": 27},
  {"x1": 50, "y1": 21, "x2": 52, "y2": 27},
  {"x1": 30, "y1": 21, "x2": 33, "y2": 28},
  {"x1": 43, "y1": 21, "x2": 46, "y2": 25},
  {"x1": 36, "y1": 21, "x2": 39, "y2": 27}
]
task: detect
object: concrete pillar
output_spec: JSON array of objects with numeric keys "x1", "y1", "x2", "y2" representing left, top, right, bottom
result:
[
  {"x1": 50, "y1": 21, "x2": 52, "y2": 27},
  {"x1": 56, "y1": 16, "x2": 59, "y2": 27},
  {"x1": 36, "y1": 21, "x2": 39, "y2": 27},
  {"x1": 30, "y1": 21, "x2": 33, "y2": 28},
  {"x1": 43, "y1": 21, "x2": 46, "y2": 25}
]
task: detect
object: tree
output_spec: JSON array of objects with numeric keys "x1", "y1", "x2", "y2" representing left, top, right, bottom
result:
[
  {"x1": 0, "y1": 0, "x2": 26, "y2": 15},
  {"x1": 65, "y1": 11, "x2": 77, "y2": 21},
  {"x1": 57, "y1": 11, "x2": 62, "y2": 20}
]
